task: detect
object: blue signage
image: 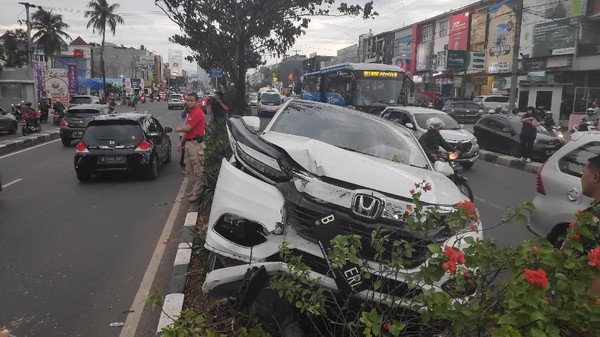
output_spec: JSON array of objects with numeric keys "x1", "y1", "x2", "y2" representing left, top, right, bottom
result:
[{"x1": 209, "y1": 69, "x2": 224, "y2": 77}]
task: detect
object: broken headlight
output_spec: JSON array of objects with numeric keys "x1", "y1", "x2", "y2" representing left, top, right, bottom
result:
[{"x1": 235, "y1": 142, "x2": 289, "y2": 182}]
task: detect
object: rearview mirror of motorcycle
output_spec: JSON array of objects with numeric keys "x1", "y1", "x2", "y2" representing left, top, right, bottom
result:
[
  {"x1": 241, "y1": 116, "x2": 261, "y2": 133},
  {"x1": 433, "y1": 161, "x2": 455, "y2": 176}
]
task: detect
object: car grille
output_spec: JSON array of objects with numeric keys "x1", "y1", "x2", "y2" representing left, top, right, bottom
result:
[
  {"x1": 286, "y1": 202, "x2": 432, "y2": 269},
  {"x1": 267, "y1": 249, "x2": 423, "y2": 299},
  {"x1": 447, "y1": 140, "x2": 473, "y2": 153}
]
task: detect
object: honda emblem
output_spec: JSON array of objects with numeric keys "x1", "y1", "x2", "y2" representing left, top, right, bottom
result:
[{"x1": 351, "y1": 193, "x2": 383, "y2": 219}]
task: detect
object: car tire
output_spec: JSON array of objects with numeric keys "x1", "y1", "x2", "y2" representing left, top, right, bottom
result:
[
  {"x1": 76, "y1": 170, "x2": 92, "y2": 183},
  {"x1": 61, "y1": 137, "x2": 71, "y2": 146},
  {"x1": 165, "y1": 143, "x2": 172, "y2": 163},
  {"x1": 167, "y1": 106, "x2": 171, "y2": 110},
  {"x1": 146, "y1": 154, "x2": 159, "y2": 180},
  {"x1": 461, "y1": 162, "x2": 474, "y2": 169},
  {"x1": 9, "y1": 123, "x2": 17, "y2": 134},
  {"x1": 22, "y1": 125, "x2": 28, "y2": 136}
]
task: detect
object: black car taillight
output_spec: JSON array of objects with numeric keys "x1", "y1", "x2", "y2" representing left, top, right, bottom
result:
[{"x1": 75, "y1": 141, "x2": 89, "y2": 153}]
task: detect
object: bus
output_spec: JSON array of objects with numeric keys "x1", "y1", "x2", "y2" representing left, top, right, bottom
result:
[{"x1": 302, "y1": 63, "x2": 414, "y2": 114}]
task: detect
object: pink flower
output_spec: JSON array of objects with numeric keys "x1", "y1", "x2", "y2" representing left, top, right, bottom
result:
[
  {"x1": 524, "y1": 268, "x2": 549, "y2": 288},
  {"x1": 532, "y1": 246, "x2": 539, "y2": 253},
  {"x1": 588, "y1": 247, "x2": 600, "y2": 269},
  {"x1": 424, "y1": 182, "x2": 432, "y2": 191}
]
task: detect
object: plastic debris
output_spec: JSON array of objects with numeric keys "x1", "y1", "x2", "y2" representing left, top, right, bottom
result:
[{"x1": 109, "y1": 322, "x2": 125, "y2": 327}]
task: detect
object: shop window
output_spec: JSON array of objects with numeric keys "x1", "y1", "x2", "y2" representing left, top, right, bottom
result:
[
  {"x1": 518, "y1": 91, "x2": 529, "y2": 111},
  {"x1": 422, "y1": 25, "x2": 433, "y2": 42},
  {"x1": 438, "y1": 20, "x2": 448, "y2": 38},
  {"x1": 535, "y1": 91, "x2": 553, "y2": 110},
  {"x1": 0, "y1": 83, "x2": 23, "y2": 98}
]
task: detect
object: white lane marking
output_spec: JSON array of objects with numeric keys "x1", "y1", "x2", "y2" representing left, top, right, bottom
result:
[
  {"x1": 0, "y1": 139, "x2": 61, "y2": 160},
  {"x1": 1, "y1": 178, "x2": 23, "y2": 189},
  {"x1": 119, "y1": 176, "x2": 189, "y2": 337},
  {"x1": 474, "y1": 196, "x2": 506, "y2": 211}
]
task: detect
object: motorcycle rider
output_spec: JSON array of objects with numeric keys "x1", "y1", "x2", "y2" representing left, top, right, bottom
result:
[
  {"x1": 38, "y1": 98, "x2": 50, "y2": 123},
  {"x1": 419, "y1": 117, "x2": 459, "y2": 161},
  {"x1": 579, "y1": 108, "x2": 598, "y2": 131},
  {"x1": 542, "y1": 110, "x2": 556, "y2": 129},
  {"x1": 52, "y1": 100, "x2": 65, "y2": 125},
  {"x1": 20, "y1": 101, "x2": 40, "y2": 127}
]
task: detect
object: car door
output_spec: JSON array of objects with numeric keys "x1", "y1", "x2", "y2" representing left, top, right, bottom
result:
[
  {"x1": 148, "y1": 117, "x2": 168, "y2": 162},
  {"x1": 475, "y1": 117, "x2": 502, "y2": 151},
  {"x1": 447, "y1": 102, "x2": 463, "y2": 121},
  {"x1": 487, "y1": 117, "x2": 516, "y2": 155},
  {"x1": 462, "y1": 102, "x2": 482, "y2": 122},
  {"x1": 0, "y1": 107, "x2": 12, "y2": 131}
]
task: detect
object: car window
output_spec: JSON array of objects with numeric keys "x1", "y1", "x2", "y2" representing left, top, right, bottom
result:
[
  {"x1": 381, "y1": 110, "x2": 404, "y2": 123},
  {"x1": 558, "y1": 141, "x2": 600, "y2": 178},
  {"x1": 70, "y1": 97, "x2": 92, "y2": 104},
  {"x1": 68, "y1": 109, "x2": 102, "y2": 114},
  {"x1": 413, "y1": 113, "x2": 461, "y2": 130},
  {"x1": 482, "y1": 117, "x2": 507, "y2": 131},
  {"x1": 83, "y1": 121, "x2": 144, "y2": 147},
  {"x1": 269, "y1": 102, "x2": 429, "y2": 168},
  {"x1": 486, "y1": 96, "x2": 509, "y2": 103},
  {"x1": 464, "y1": 102, "x2": 481, "y2": 109},
  {"x1": 169, "y1": 95, "x2": 183, "y2": 100},
  {"x1": 261, "y1": 93, "x2": 281, "y2": 103},
  {"x1": 473, "y1": 97, "x2": 483, "y2": 103}
]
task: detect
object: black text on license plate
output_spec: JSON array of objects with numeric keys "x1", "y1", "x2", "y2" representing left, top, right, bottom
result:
[
  {"x1": 99, "y1": 155, "x2": 125, "y2": 164},
  {"x1": 73, "y1": 131, "x2": 83, "y2": 137}
]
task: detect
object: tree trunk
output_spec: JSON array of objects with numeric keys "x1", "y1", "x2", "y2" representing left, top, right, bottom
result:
[{"x1": 101, "y1": 31, "x2": 106, "y2": 99}]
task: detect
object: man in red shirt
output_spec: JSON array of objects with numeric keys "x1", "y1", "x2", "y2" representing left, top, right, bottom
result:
[{"x1": 175, "y1": 93, "x2": 206, "y2": 202}]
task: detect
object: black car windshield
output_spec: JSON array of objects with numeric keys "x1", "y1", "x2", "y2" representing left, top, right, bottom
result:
[
  {"x1": 414, "y1": 113, "x2": 461, "y2": 130},
  {"x1": 261, "y1": 93, "x2": 281, "y2": 104},
  {"x1": 269, "y1": 101, "x2": 429, "y2": 168},
  {"x1": 83, "y1": 122, "x2": 144, "y2": 147},
  {"x1": 70, "y1": 97, "x2": 93, "y2": 104}
]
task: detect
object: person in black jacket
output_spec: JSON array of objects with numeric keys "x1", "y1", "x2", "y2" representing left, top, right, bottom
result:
[
  {"x1": 419, "y1": 117, "x2": 458, "y2": 161},
  {"x1": 519, "y1": 106, "x2": 539, "y2": 163}
]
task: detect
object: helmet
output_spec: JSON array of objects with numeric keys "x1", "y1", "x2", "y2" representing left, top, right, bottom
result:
[
  {"x1": 426, "y1": 117, "x2": 445, "y2": 130},
  {"x1": 545, "y1": 110, "x2": 553, "y2": 115},
  {"x1": 23, "y1": 101, "x2": 32, "y2": 106},
  {"x1": 587, "y1": 108, "x2": 594, "y2": 115}
]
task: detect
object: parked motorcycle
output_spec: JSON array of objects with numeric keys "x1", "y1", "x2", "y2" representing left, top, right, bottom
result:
[
  {"x1": 440, "y1": 151, "x2": 474, "y2": 201},
  {"x1": 22, "y1": 118, "x2": 41, "y2": 136}
]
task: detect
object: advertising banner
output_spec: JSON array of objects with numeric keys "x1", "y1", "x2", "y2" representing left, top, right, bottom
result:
[
  {"x1": 416, "y1": 42, "x2": 432, "y2": 72},
  {"x1": 168, "y1": 49, "x2": 183, "y2": 77},
  {"x1": 124, "y1": 78, "x2": 132, "y2": 94},
  {"x1": 446, "y1": 51, "x2": 486, "y2": 72},
  {"x1": 486, "y1": 0, "x2": 516, "y2": 74},
  {"x1": 32, "y1": 61, "x2": 43, "y2": 102},
  {"x1": 67, "y1": 64, "x2": 78, "y2": 94},
  {"x1": 532, "y1": 18, "x2": 577, "y2": 57},
  {"x1": 448, "y1": 11, "x2": 470, "y2": 50},
  {"x1": 470, "y1": 11, "x2": 487, "y2": 45},
  {"x1": 43, "y1": 68, "x2": 69, "y2": 103},
  {"x1": 392, "y1": 35, "x2": 412, "y2": 72}
]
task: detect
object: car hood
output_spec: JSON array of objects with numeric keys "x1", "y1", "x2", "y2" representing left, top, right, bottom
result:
[
  {"x1": 262, "y1": 132, "x2": 464, "y2": 205},
  {"x1": 440, "y1": 129, "x2": 475, "y2": 142}
]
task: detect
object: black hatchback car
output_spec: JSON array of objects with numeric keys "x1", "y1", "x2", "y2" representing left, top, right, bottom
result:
[
  {"x1": 60, "y1": 104, "x2": 114, "y2": 146},
  {"x1": 0, "y1": 107, "x2": 18, "y2": 134},
  {"x1": 442, "y1": 101, "x2": 485, "y2": 123},
  {"x1": 74, "y1": 113, "x2": 172, "y2": 182},
  {"x1": 473, "y1": 114, "x2": 564, "y2": 161}
]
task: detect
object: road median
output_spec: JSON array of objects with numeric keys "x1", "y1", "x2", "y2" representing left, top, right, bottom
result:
[
  {"x1": 0, "y1": 130, "x2": 60, "y2": 156},
  {"x1": 478, "y1": 149, "x2": 542, "y2": 174}
]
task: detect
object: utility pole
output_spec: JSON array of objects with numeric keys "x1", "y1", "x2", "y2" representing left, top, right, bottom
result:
[
  {"x1": 18, "y1": 2, "x2": 38, "y2": 66},
  {"x1": 508, "y1": 0, "x2": 523, "y2": 111}
]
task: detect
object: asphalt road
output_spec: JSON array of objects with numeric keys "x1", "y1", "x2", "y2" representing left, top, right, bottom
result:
[{"x1": 0, "y1": 101, "x2": 188, "y2": 337}]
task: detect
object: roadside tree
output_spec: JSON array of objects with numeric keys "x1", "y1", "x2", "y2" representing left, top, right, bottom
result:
[
  {"x1": 84, "y1": 0, "x2": 124, "y2": 96},
  {"x1": 31, "y1": 8, "x2": 72, "y2": 65},
  {"x1": 2, "y1": 30, "x2": 29, "y2": 68},
  {"x1": 155, "y1": 0, "x2": 376, "y2": 113}
]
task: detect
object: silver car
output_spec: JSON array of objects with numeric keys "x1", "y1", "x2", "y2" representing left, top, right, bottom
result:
[
  {"x1": 529, "y1": 131, "x2": 600, "y2": 245},
  {"x1": 380, "y1": 106, "x2": 480, "y2": 168}
]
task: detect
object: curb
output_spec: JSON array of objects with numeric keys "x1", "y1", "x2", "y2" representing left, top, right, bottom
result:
[
  {"x1": 478, "y1": 149, "x2": 542, "y2": 174},
  {"x1": 0, "y1": 130, "x2": 61, "y2": 156},
  {"x1": 155, "y1": 207, "x2": 198, "y2": 336}
]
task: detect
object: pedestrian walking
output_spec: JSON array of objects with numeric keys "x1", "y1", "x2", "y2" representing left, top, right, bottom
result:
[
  {"x1": 519, "y1": 106, "x2": 539, "y2": 163},
  {"x1": 175, "y1": 93, "x2": 206, "y2": 202}
]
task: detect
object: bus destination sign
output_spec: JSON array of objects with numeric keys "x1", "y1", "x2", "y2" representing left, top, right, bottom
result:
[{"x1": 363, "y1": 71, "x2": 399, "y2": 78}]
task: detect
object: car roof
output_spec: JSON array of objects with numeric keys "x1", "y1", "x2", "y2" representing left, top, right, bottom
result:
[
  {"x1": 91, "y1": 112, "x2": 150, "y2": 122},
  {"x1": 68, "y1": 104, "x2": 109, "y2": 110},
  {"x1": 383, "y1": 106, "x2": 446, "y2": 115},
  {"x1": 476, "y1": 95, "x2": 509, "y2": 98}
]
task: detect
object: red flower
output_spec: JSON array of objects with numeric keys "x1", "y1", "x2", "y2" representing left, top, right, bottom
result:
[
  {"x1": 457, "y1": 200, "x2": 478, "y2": 221},
  {"x1": 410, "y1": 189, "x2": 415, "y2": 195},
  {"x1": 524, "y1": 268, "x2": 549, "y2": 288},
  {"x1": 382, "y1": 321, "x2": 391, "y2": 330},
  {"x1": 443, "y1": 246, "x2": 466, "y2": 274},
  {"x1": 569, "y1": 221, "x2": 577, "y2": 228},
  {"x1": 532, "y1": 246, "x2": 539, "y2": 253},
  {"x1": 588, "y1": 247, "x2": 600, "y2": 269},
  {"x1": 424, "y1": 182, "x2": 432, "y2": 191},
  {"x1": 572, "y1": 232, "x2": 581, "y2": 241},
  {"x1": 470, "y1": 224, "x2": 479, "y2": 233}
]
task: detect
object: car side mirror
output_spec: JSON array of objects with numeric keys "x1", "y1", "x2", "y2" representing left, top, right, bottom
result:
[
  {"x1": 164, "y1": 127, "x2": 173, "y2": 133},
  {"x1": 433, "y1": 161, "x2": 454, "y2": 176},
  {"x1": 242, "y1": 116, "x2": 261, "y2": 132}
]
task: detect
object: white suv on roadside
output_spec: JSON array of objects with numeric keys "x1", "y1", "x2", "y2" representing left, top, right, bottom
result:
[
  {"x1": 473, "y1": 95, "x2": 510, "y2": 111},
  {"x1": 529, "y1": 131, "x2": 600, "y2": 245}
]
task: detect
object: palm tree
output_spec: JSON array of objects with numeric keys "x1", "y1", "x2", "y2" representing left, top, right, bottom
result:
[
  {"x1": 31, "y1": 9, "x2": 71, "y2": 65},
  {"x1": 84, "y1": 0, "x2": 124, "y2": 95}
]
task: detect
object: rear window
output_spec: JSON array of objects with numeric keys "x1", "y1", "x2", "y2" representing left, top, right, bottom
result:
[
  {"x1": 83, "y1": 122, "x2": 143, "y2": 147},
  {"x1": 558, "y1": 141, "x2": 600, "y2": 178},
  {"x1": 70, "y1": 97, "x2": 93, "y2": 104}
]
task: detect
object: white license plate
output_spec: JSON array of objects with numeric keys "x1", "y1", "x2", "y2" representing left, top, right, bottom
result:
[
  {"x1": 73, "y1": 131, "x2": 83, "y2": 137},
  {"x1": 99, "y1": 155, "x2": 126, "y2": 164}
]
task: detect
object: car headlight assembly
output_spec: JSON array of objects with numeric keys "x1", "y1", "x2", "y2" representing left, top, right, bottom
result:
[{"x1": 235, "y1": 141, "x2": 289, "y2": 182}]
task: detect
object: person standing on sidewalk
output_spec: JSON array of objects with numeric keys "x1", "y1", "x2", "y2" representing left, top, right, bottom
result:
[
  {"x1": 519, "y1": 106, "x2": 539, "y2": 163},
  {"x1": 175, "y1": 93, "x2": 206, "y2": 202}
]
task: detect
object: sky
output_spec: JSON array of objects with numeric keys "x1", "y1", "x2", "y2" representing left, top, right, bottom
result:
[{"x1": 0, "y1": 0, "x2": 473, "y2": 75}]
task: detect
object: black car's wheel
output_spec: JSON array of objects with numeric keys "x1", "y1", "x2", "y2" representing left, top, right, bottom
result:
[
  {"x1": 146, "y1": 154, "x2": 159, "y2": 180},
  {"x1": 61, "y1": 137, "x2": 71, "y2": 146},
  {"x1": 9, "y1": 122, "x2": 17, "y2": 134},
  {"x1": 76, "y1": 170, "x2": 92, "y2": 183},
  {"x1": 165, "y1": 142, "x2": 172, "y2": 163}
]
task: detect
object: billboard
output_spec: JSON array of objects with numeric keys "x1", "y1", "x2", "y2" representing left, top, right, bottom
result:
[
  {"x1": 168, "y1": 49, "x2": 183, "y2": 77},
  {"x1": 448, "y1": 11, "x2": 470, "y2": 50},
  {"x1": 392, "y1": 35, "x2": 412, "y2": 72},
  {"x1": 521, "y1": 0, "x2": 584, "y2": 57},
  {"x1": 43, "y1": 68, "x2": 69, "y2": 103},
  {"x1": 416, "y1": 42, "x2": 432, "y2": 72},
  {"x1": 446, "y1": 51, "x2": 486, "y2": 72},
  {"x1": 470, "y1": 11, "x2": 487, "y2": 45},
  {"x1": 486, "y1": 0, "x2": 516, "y2": 74}
]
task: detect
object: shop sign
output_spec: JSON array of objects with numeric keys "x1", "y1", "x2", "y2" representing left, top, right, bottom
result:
[{"x1": 486, "y1": 1, "x2": 516, "y2": 74}]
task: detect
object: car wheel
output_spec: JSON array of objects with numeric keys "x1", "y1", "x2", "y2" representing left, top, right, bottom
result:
[
  {"x1": 146, "y1": 154, "x2": 159, "y2": 180},
  {"x1": 61, "y1": 137, "x2": 71, "y2": 146},
  {"x1": 165, "y1": 143, "x2": 172, "y2": 163},
  {"x1": 167, "y1": 106, "x2": 171, "y2": 110},
  {"x1": 9, "y1": 123, "x2": 17, "y2": 134},
  {"x1": 22, "y1": 125, "x2": 28, "y2": 136},
  {"x1": 76, "y1": 170, "x2": 92, "y2": 183},
  {"x1": 455, "y1": 181, "x2": 474, "y2": 201},
  {"x1": 461, "y1": 162, "x2": 473, "y2": 169}
]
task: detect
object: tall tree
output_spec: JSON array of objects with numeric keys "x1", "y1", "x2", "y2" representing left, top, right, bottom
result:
[
  {"x1": 31, "y1": 8, "x2": 72, "y2": 65},
  {"x1": 2, "y1": 29, "x2": 29, "y2": 67},
  {"x1": 84, "y1": 0, "x2": 124, "y2": 96},
  {"x1": 156, "y1": 0, "x2": 376, "y2": 114}
]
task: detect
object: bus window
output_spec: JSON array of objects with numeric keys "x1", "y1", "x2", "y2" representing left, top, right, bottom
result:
[{"x1": 302, "y1": 76, "x2": 321, "y2": 102}]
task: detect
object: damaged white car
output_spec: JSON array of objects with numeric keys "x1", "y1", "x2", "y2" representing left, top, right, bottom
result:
[{"x1": 202, "y1": 99, "x2": 482, "y2": 333}]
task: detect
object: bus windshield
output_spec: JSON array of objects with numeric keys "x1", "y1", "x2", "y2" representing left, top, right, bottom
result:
[{"x1": 355, "y1": 78, "x2": 404, "y2": 106}]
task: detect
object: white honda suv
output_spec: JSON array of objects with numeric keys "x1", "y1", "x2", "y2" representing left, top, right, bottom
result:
[{"x1": 530, "y1": 131, "x2": 600, "y2": 245}]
